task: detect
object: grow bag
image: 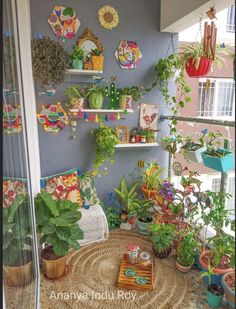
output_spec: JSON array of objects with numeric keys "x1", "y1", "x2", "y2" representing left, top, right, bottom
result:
[
  {"x1": 201, "y1": 148, "x2": 234, "y2": 172},
  {"x1": 185, "y1": 56, "x2": 212, "y2": 78}
]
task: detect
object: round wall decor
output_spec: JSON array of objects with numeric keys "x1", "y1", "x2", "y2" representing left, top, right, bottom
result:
[{"x1": 98, "y1": 5, "x2": 119, "y2": 30}]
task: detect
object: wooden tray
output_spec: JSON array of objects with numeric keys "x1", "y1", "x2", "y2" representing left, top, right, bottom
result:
[{"x1": 117, "y1": 253, "x2": 154, "y2": 291}]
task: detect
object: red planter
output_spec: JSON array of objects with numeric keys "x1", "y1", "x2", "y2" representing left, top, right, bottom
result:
[
  {"x1": 185, "y1": 56, "x2": 212, "y2": 78},
  {"x1": 199, "y1": 250, "x2": 234, "y2": 275}
]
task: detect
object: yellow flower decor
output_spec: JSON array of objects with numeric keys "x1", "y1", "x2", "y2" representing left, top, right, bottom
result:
[{"x1": 98, "y1": 5, "x2": 119, "y2": 30}]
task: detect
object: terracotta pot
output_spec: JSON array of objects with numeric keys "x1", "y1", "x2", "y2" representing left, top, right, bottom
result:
[
  {"x1": 5, "y1": 261, "x2": 33, "y2": 287},
  {"x1": 199, "y1": 250, "x2": 234, "y2": 275},
  {"x1": 175, "y1": 261, "x2": 192, "y2": 273},
  {"x1": 222, "y1": 272, "x2": 235, "y2": 308},
  {"x1": 91, "y1": 55, "x2": 104, "y2": 71},
  {"x1": 153, "y1": 246, "x2": 172, "y2": 259},
  {"x1": 41, "y1": 254, "x2": 66, "y2": 280},
  {"x1": 141, "y1": 184, "x2": 157, "y2": 199},
  {"x1": 185, "y1": 56, "x2": 212, "y2": 78}
]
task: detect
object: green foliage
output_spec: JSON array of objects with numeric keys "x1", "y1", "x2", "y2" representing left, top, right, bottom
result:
[
  {"x1": 149, "y1": 223, "x2": 176, "y2": 253},
  {"x1": 70, "y1": 47, "x2": 85, "y2": 61},
  {"x1": 201, "y1": 260, "x2": 215, "y2": 286},
  {"x1": 85, "y1": 84, "x2": 107, "y2": 98},
  {"x1": 31, "y1": 37, "x2": 70, "y2": 89},
  {"x1": 35, "y1": 191, "x2": 84, "y2": 257},
  {"x1": 103, "y1": 208, "x2": 121, "y2": 229},
  {"x1": 92, "y1": 124, "x2": 120, "y2": 172},
  {"x1": 177, "y1": 229, "x2": 200, "y2": 267},
  {"x1": 129, "y1": 199, "x2": 154, "y2": 222},
  {"x1": 144, "y1": 167, "x2": 164, "y2": 191},
  {"x1": 90, "y1": 48, "x2": 103, "y2": 56},
  {"x1": 64, "y1": 85, "x2": 85, "y2": 99},
  {"x1": 118, "y1": 86, "x2": 143, "y2": 101},
  {"x1": 3, "y1": 195, "x2": 32, "y2": 266}
]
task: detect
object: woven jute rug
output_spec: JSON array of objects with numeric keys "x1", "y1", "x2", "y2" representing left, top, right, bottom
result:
[{"x1": 4, "y1": 230, "x2": 229, "y2": 309}]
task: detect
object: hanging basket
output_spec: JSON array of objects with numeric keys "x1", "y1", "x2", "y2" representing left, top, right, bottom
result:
[{"x1": 185, "y1": 56, "x2": 212, "y2": 78}]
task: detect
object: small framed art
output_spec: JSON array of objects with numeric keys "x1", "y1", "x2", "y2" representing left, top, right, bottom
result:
[{"x1": 116, "y1": 126, "x2": 129, "y2": 143}]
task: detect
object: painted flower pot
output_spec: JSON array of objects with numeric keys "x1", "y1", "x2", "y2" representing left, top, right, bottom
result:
[
  {"x1": 206, "y1": 285, "x2": 224, "y2": 308},
  {"x1": 72, "y1": 59, "x2": 83, "y2": 70},
  {"x1": 136, "y1": 218, "x2": 153, "y2": 236},
  {"x1": 182, "y1": 142, "x2": 206, "y2": 163},
  {"x1": 91, "y1": 55, "x2": 104, "y2": 71},
  {"x1": 185, "y1": 56, "x2": 212, "y2": 78},
  {"x1": 5, "y1": 260, "x2": 33, "y2": 287},
  {"x1": 222, "y1": 272, "x2": 235, "y2": 308},
  {"x1": 175, "y1": 261, "x2": 192, "y2": 273},
  {"x1": 201, "y1": 148, "x2": 234, "y2": 172},
  {"x1": 160, "y1": 140, "x2": 182, "y2": 154},
  {"x1": 70, "y1": 97, "x2": 85, "y2": 109},
  {"x1": 118, "y1": 95, "x2": 133, "y2": 109},
  {"x1": 88, "y1": 93, "x2": 104, "y2": 109}
]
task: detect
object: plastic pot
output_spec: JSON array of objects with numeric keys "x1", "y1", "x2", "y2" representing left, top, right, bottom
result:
[
  {"x1": 185, "y1": 56, "x2": 212, "y2": 78},
  {"x1": 182, "y1": 142, "x2": 206, "y2": 163},
  {"x1": 88, "y1": 93, "x2": 104, "y2": 109},
  {"x1": 118, "y1": 95, "x2": 132, "y2": 109},
  {"x1": 72, "y1": 59, "x2": 83, "y2": 70},
  {"x1": 136, "y1": 217, "x2": 153, "y2": 236},
  {"x1": 91, "y1": 55, "x2": 104, "y2": 71},
  {"x1": 222, "y1": 272, "x2": 235, "y2": 308},
  {"x1": 206, "y1": 284, "x2": 224, "y2": 308},
  {"x1": 201, "y1": 148, "x2": 234, "y2": 173}
]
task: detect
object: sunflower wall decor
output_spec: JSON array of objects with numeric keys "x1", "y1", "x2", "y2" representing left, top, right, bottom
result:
[{"x1": 98, "y1": 5, "x2": 119, "y2": 30}]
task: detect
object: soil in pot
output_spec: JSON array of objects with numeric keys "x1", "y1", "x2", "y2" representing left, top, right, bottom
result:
[
  {"x1": 222, "y1": 272, "x2": 235, "y2": 308},
  {"x1": 202, "y1": 251, "x2": 231, "y2": 271},
  {"x1": 225, "y1": 273, "x2": 235, "y2": 290},
  {"x1": 41, "y1": 246, "x2": 66, "y2": 280},
  {"x1": 207, "y1": 284, "x2": 224, "y2": 308},
  {"x1": 153, "y1": 246, "x2": 172, "y2": 259}
]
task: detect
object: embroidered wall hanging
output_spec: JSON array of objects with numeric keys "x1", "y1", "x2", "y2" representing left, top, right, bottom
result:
[
  {"x1": 37, "y1": 102, "x2": 69, "y2": 133},
  {"x1": 98, "y1": 5, "x2": 119, "y2": 30},
  {"x1": 139, "y1": 103, "x2": 158, "y2": 130},
  {"x1": 3, "y1": 104, "x2": 22, "y2": 134},
  {"x1": 115, "y1": 40, "x2": 142, "y2": 69},
  {"x1": 48, "y1": 6, "x2": 81, "y2": 39}
]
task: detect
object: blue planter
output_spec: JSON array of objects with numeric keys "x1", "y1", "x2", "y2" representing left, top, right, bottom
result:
[
  {"x1": 72, "y1": 59, "x2": 83, "y2": 70},
  {"x1": 202, "y1": 266, "x2": 222, "y2": 285},
  {"x1": 201, "y1": 148, "x2": 234, "y2": 172}
]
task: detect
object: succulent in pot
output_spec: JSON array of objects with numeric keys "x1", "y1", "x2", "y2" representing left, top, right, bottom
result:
[
  {"x1": 117, "y1": 86, "x2": 143, "y2": 109},
  {"x1": 64, "y1": 85, "x2": 86, "y2": 109},
  {"x1": 90, "y1": 48, "x2": 104, "y2": 71},
  {"x1": 3, "y1": 195, "x2": 33, "y2": 287},
  {"x1": 85, "y1": 84, "x2": 107, "y2": 109},
  {"x1": 149, "y1": 223, "x2": 176, "y2": 258},
  {"x1": 222, "y1": 271, "x2": 235, "y2": 308},
  {"x1": 35, "y1": 191, "x2": 84, "y2": 280},
  {"x1": 70, "y1": 46, "x2": 85, "y2": 69}
]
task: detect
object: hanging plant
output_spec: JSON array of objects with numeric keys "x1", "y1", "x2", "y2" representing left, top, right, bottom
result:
[{"x1": 31, "y1": 36, "x2": 70, "y2": 90}]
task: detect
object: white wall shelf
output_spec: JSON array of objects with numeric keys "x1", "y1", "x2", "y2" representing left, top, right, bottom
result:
[
  {"x1": 115, "y1": 142, "x2": 159, "y2": 149},
  {"x1": 69, "y1": 109, "x2": 133, "y2": 113},
  {"x1": 66, "y1": 69, "x2": 103, "y2": 75}
]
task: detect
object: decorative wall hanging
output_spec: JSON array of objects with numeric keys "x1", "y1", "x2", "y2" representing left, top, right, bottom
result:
[
  {"x1": 116, "y1": 126, "x2": 129, "y2": 143},
  {"x1": 139, "y1": 103, "x2": 158, "y2": 130},
  {"x1": 98, "y1": 5, "x2": 119, "y2": 30},
  {"x1": 115, "y1": 41, "x2": 142, "y2": 69},
  {"x1": 37, "y1": 102, "x2": 69, "y2": 133},
  {"x1": 77, "y1": 28, "x2": 103, "y2": 57},
  {"x1": 3, "y1": 104, "x2": 22, "y2": 134},
  {"x1": 48, "y1": 6, "x2": 81, "y2": 39}
]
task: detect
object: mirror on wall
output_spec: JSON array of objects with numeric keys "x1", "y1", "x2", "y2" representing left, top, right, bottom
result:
[{"x1": 76, "y1": 28, "x2": 103, "y2": 57}]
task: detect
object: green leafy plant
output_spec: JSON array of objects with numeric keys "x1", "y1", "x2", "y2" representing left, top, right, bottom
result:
[
  {"x1": 149, "y1": 223, "x2": 176, "y2": 253},
  {"x1": 35, "y1": 191, "x2": 84, "y2": 257},
  {"x1": 177, "y1": 229, "x2": 200, "y2": 267},
  {"x1": 144, "y1": 167, "x2": 164, "y2": 191},
  {"x1": 31, "y1": 36, "x2": 70, "y2": 89},
  {"x1": 160, "y1": 134, "x2": 184, "y2": 157},
  {"x1": 64, "y1": 85, "x2": 86, "y2": 99},
  {"x1": 90, "y1": 48, "x2": 103, "y2": 56},
  {"x1": 3, "y1": 195, "x2": 32, "y2": 266},
  {"x1": 85, "y1": 84, "x2": 107, "y2": 98},
  {"x1": 92, "y1": 124, "x2": 120, "y2": 172},
  {"x1": 201, "y1": 260, "x2": 215, "y2": 285},
  {"x1": 118, "y1": 86, "x2": 143, "y2": 101},
  {"x1": 70, "y1": 47, "x2": 85, "y2": 61},
  {"x1": 129, "y1": 199, "x2": 154, "y2": 222},
  {"x1": 103, "y1": 207, "x2": 121, "y2": 229}
]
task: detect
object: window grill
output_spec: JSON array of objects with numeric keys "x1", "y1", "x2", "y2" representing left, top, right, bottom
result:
[{"x1": 226, "y1": 5, "x2": 235, "y2": 32}]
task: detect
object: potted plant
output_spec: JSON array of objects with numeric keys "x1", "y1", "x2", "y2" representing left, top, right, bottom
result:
[
  {"x1": 182, "y1": 134, "x2": 206, "y2": 163},
  {"x1": 175, "y1": 229, "x2": 200, "y2": 273},
  {"x1": 117, "y1": 86, "x2": 143, "y2": 109},
  {"x1": 160, "y1": 134, "x2": 183, "y2": 157},
  {"x1": 222, "y1": 271, "x2": 235, "y2": 308},
  {"x1": 70, "y1": 46, "x2": 85, "y2": 69},
  {"x1": 85, "y1": 84, "x2": 107, "y2": 109},
  {"x1": 31, "y1": 36, "x2": 70, "y2": 90},
  {"x1": 84, "y1": 56, "x2": 93, "y2": 70},
  {"x1": 201, "y1": 262, "x2": 225, "y2": 308},
  {"x1": 141, "y1": 164, "x2": 164, "y2": 200},
  {"x1": 64, "y1": 85, "x2": 86, "y2": 109},
  {"x1": 149, "y1": 223, "x2": 176, "y2": 258},
  {"x1": 90, "y1": 48, "x2": 104, "y2": 71},
  {"x1": 200, "y1": 130, "x2": 234, "y2": 173},
  {"x1": 92, "y1": 124, "x2": 120, "y2": 172},
  {"x1": 35, "y1": 191, "x2": 84, "y2": 280},
  {"x1": 3, "y1": 195, "x2": 33, "y2": 287}
]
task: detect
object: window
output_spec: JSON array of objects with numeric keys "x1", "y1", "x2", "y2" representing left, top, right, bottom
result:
[
  {"x1": 198, "y1": 78, "x2": 235, "y2": 119},
  {"x1": 212, "y1": 178, "x2": 221, "y2": 193},
  {"x1": 226, "y1": 5, "x2": 235, "y2": 32}
]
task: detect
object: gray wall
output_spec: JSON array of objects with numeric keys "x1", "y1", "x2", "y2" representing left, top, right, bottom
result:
[{"x1": 30, "y1": 0, "x2": 177, "y2": 200}]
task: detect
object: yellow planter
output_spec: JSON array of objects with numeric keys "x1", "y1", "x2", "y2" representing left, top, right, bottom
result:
[{"x1": 91, "y1": 56, "x2": 104, "y2": 71}]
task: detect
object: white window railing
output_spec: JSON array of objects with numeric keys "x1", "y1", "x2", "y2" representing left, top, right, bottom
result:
[{"x1": 226, "y1": 5, "x2": 235, "y2": 32}]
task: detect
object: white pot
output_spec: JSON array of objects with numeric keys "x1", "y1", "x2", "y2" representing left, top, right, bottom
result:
[{"x1": 183, "y1": 144, "x2": 207, "y2": 163}]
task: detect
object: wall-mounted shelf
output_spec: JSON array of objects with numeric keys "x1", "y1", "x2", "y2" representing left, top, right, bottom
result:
[
  {"x1": 66, "y1": 69, "x2": 103, "y2": 75},
  {"x1": 69, "y1": 109, "x2": 133, "y2": 113},
  {"x1": 115, "y1": 142, "x2": 159, "y2": 149}
]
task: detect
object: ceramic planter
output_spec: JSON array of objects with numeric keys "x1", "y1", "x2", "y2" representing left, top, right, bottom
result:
[
  {"x1": 91, "y1": 55, "x2": 104, "y2": 71},
  {"x1": 185, "y1": 56, "x2": 212, "y2": 78},
  {"x1": 175, "y1": 261, "x2": 192, "y2": 273},
  {"x1": 5, "y1": 260, "x2": 33, "y2": 287},
  {"x1": 182, "y1": 142, "x2": 206, "y2": 163},
  {"x1": 136, "y1": 217, "x2": 153, "y2": 236},
  {"x1": 141, "y1": 184, "x2": 157, "y2": 199},
  {"x1": 153, "y1": 246, "x2": 172, "y2": 259},
  {"x1": 118, "y1": 95, "x2": 133, "y2": 109},
  {"x1": 70, "y1": 97, "x2": 85, "y2": 109},
  {"x1": 88, "y1": 93, "x2": 104, "y2": 109},
  {"x1": 206, "y1": 284, "x2": 224, "y2": 308},
  {"x1": 201, "y1": 148, "x2": 234, "y2": 172},
  {"x1": 72, "y1": 59, "x2": 83, "y2": 70},
  {"x1": 41, "y1": 254, "x2": 66, "y2": 280},
  {"x1": 222, "y1": 272, "x2": 235, "y2": 308}
]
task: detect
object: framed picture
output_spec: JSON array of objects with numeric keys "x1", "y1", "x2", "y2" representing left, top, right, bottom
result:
[
  {"x1": 139, "y1": 103, "x2": 158, "y2": 130},
  {"x1": 116, "y1": 126, "x2": 129, "y2": 143}
]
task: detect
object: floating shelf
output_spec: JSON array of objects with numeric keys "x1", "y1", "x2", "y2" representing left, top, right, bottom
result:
[
  {"x1": 115, "y1": 142, "x2": 159, "y2": 149},
  {"x1": 66, "y1": 69, "x2": 103, "y2": 75},
  {"x1": 69, "y1": 109, "x2": 133, "y2": 113}
]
